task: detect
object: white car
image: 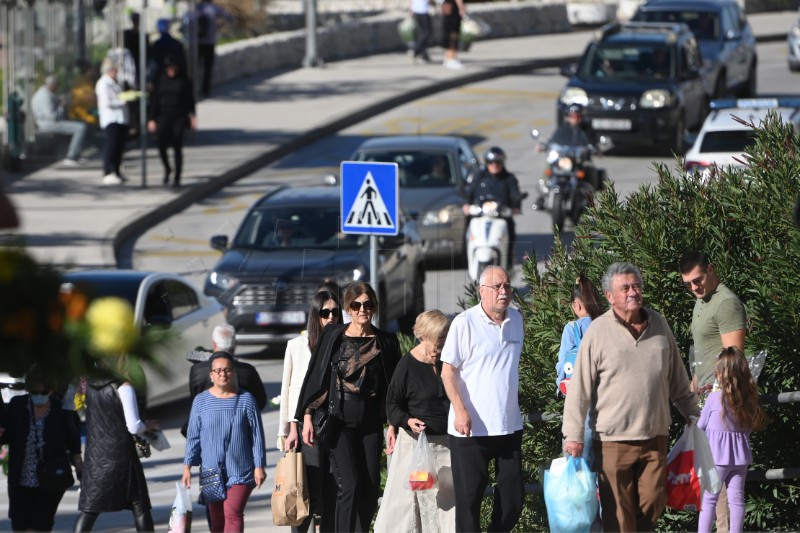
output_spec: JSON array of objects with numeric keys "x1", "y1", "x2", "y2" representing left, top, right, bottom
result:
[
  {"x1": 684, "y1": 98, "x2": 800, "y2": 182},
  {"x1": 789, "y1": 14, "x2": 800, "y2": 72}
]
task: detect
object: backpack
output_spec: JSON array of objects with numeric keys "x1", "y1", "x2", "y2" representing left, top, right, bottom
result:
[
  {"x1": 559, "y1": 321, "x2": 583, "y2": 396},
  {"x1": 197, "y1": 12, "x2": 212, "y2": 40}
]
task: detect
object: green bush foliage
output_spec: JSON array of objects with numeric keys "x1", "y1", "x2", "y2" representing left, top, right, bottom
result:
[{"x1": 513, "y1": 112, "x2": 800, "y2": 531}]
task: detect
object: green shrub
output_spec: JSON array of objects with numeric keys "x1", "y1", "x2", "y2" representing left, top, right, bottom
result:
[{"x1": 513, "y1": 112, "x2": 800, "y2": 531}]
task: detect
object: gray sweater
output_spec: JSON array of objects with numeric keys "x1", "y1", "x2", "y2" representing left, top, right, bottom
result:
[{"x1": 562, "y1": 307, "x2": 700, "y2": 443}]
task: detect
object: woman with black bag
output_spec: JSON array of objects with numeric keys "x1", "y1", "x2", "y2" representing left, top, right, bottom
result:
[
  {"x1": 0, "y1": 368, "x2": 82, "y2": 531},
  {"x1": 182, "y1": 352, "x2": 266, "y2": 533},
  {"x1": 296, "y1": 281, "x2": 402, "y2": 532}
]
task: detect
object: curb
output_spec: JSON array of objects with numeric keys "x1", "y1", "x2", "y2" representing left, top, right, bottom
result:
[{"x1": 113, "y1": 31, "x2": 789, "y2": 267}]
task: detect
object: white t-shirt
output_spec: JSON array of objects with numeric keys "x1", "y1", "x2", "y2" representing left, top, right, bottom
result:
[
  {"x1": 410, "y1": 0, "x2": 430, "y2": 14},
  {"x1": 441, "y1": 303, "x2": 524, "y2": 437}
]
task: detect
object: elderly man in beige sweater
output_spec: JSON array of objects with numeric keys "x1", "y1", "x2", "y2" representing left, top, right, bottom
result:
[{"x1": 563, "y1": 262, "x2": 700, "y2": 532}]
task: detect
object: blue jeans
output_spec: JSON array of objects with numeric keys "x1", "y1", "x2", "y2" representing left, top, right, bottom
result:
[{"x1": 40, "y1": 120, "x2": 87, "y2": 159}]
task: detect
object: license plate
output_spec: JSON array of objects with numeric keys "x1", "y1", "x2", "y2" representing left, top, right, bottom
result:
[
  {"x1": 255, "y1": 311, "x2": 305, "y2": 325},
  {"x1": 592, "y1": 118, "x2": 632, "y2": 130}
]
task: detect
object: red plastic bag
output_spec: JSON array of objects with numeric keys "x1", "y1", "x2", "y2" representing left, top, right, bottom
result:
[{"x1": 666, "y1": 425, "x2": 702, "y2": 511}]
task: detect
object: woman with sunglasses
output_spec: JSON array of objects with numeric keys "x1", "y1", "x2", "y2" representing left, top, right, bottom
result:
[
  {"x1": 182, "y1": 352, "x2": 266, "y2": 533},
  {"x1": 296, "y1": 281, "x2": 402, "y2": 532},
  {"x1": 278, "y1": 289, "x2": 342, "y2": 532}
]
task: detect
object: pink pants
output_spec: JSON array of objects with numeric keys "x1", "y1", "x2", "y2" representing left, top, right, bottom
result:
[{"x1": 208, "y1": 484, "x2": 254, "y2": 533}]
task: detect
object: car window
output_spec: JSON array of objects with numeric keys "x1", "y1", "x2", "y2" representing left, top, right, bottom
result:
[
  {"x1": 163, "y1": 279, "x2": 200, "y2": 320},
  {"x1": 638, "y1": 10, "x2": 719, "y2": 40},
  {"x1": 698, "y1": 130, "x2": 757, "y2": 153},
  {"x1": 233, "y1": 206, "x2": 367, "y2": 251},
  {"x1": 144, "y1": 282, "x2": 172, "y2": 325},
  {"x1": 354, "y1": 150, "x2": 457, "y2": 188},
  {"x1": 681, "y1": 38, "x2": 702, "y2": 73},
  {"x1": 720, "y1": 6, "x2": 737, "y2": 35},
  {"x1": 581, "y1": 43, "x2": 674, "y2": 80}
]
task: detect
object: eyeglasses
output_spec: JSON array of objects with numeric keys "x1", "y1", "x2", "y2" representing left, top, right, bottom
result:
[
  {"x1": 319, "y1": 307, "x2": 340, "y2": 319},
  {"x1": 211, "y1": 367, "x2": 235, "y2": 376},
  {"x1": 481, "y1": 283, "x2": 513, "y2": 292},
  {"x1": 349, "y1": 300, "x2": 375, "y2": 312}
]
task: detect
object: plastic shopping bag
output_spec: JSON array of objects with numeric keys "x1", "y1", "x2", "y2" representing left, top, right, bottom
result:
[
  {"x1": 167, "y1": 482, "x2": 192, "y2": 533},
  {"x1": 667, "y1": 424, "x2": 721, "y2": 511},
  {"x1": 272, "y1": 450, "x2": 310, "y2": 526},
  {"x1": 544, "y1": 456, "x2": 598, "y2": 533},
  {"x1": 403, "y1": 430, "x2": 438, "y2": 491}
]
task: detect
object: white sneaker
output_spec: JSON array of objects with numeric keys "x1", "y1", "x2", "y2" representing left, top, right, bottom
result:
[
  {"x1": 62, "y1": 158, "x2": 81, "y2": 167},
  {"x1": 102, "y1": 173, "x2": 124, "y2": 185},
  {"x1": 444, "y1": 58, "x2": 464, "y2": 70}
]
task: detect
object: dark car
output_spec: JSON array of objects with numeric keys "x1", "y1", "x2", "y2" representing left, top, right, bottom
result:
[
  {"x1": 558, "y1": 21, "x2": 709, "y2": 153},
  {"x1": 350, "y1": 135, "x2": 481, "y2": 265},
  {"x1": 632, "y1": 0, "x2": 757, "y2": 98},
  {"x1": 204, "y1": 185, "x2": 426, "y2": 345}
]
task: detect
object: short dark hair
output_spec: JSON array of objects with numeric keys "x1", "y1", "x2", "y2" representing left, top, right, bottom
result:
[
  {"x1": 679, "y1": 250, "x2": 710, "y2": 274},
  {"x1": 208, "y1": 352, "x2": 235, "y2": 368}
]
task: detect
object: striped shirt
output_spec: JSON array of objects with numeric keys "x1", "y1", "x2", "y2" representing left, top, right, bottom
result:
[{"x1": 184, "y1": 390, "x2": 266, "y2": 486}]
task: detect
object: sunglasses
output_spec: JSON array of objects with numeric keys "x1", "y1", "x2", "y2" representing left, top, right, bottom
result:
[
  {"x1": 349, "y1": 300, "x2": 375, "y2": 312},
  {"x1": 319, "y1": 307, "x2": 340, "y2": 319}
]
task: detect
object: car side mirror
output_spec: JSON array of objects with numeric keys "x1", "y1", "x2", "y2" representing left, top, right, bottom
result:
[
  {"x1": 725, "y1": 29, "x2": 742, "y2": 41},
  {"x1": 559, "y1": 63, "x2": 577, "y2": 77},
  {"x1": 210, "y1": 235, "x2": 228, "y2": 251}
]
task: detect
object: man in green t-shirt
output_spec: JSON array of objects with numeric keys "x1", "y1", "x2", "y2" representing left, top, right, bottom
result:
[{"x1": 679, "y1": 250, "x2": 746, "y2": 533}]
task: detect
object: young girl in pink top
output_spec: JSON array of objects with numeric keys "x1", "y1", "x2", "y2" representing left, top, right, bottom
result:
[{"x1": 697, "y1": 347, "x2": 769, "y2": 533}]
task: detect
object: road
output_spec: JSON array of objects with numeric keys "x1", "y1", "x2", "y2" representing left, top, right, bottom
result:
[{"x1": 7, "y1": 40, "x2": 788, "y2": 533}]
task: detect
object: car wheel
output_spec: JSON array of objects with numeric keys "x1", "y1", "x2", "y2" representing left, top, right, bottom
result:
[
  {"x1": 742, "y1": 62, "x2": 757, "y2": 97},
  {"x1": 790, "y1": 62, "x2": 800, "y2": 73},
  {"x1": 398, "y1": 271, "x2": 425, "y2": 334}
]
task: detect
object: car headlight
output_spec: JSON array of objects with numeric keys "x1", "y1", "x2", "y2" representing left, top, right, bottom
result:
[
  {"x1": 560, "y1": 87, "x2": 588, "y2": 106},
  {"x1": 639, "y1": 89, "x2": 672, "y2": 109},
  {"x1": 557, "y1": 157, "x2": 573, "y2": 171},
  {"x1": 421, "y1": 205, "x2": 459, "y2": 226},
  {"x1": 208, "y1": 271, "x2": 240, "y2": 291}
]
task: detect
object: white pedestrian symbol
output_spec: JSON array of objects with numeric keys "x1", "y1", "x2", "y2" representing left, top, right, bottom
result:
[{"x1": 346, "y1": 172, "x2": 394, "y2": 229}]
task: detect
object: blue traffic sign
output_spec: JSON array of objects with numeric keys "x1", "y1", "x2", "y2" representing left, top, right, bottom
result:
[{"x1": 340, "y1": 161, "x2": 399, "y2": 236}]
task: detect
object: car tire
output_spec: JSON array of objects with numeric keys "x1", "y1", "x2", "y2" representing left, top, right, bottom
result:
[
  {"x1": 790, "y1": 62, "x2": 800, "y2": 73},
  {"x1": 398, "y1": 271, "x2": 425, "y2": 334}
]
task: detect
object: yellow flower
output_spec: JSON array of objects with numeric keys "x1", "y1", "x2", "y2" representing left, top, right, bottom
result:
[
  {"x1": 74, "y1": 392, "x2": 86, "y2": 412},
  {"x1": 85, "y1": 297, "x2": 138, "y2": 355}
]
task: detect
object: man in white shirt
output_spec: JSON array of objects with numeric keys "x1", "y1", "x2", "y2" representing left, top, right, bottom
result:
[
  {"x1": 31, "y1": 75, "x2": 88, "y2": 167},
  {"x1": 441, "y1": 265, "x2": 524, "y2": 532}
]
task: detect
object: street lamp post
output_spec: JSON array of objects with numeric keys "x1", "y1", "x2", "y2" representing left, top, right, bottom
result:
[{"x1": 302, "y1": 0, "x2": 322, "y2": 68}]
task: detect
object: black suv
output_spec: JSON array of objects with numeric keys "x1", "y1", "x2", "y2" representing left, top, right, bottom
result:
[
  {"x1": 204, "y1": 185, "x2": 426, "y2": 345},
  {"x1": 632, "y1": 0, "x2": 757, "y2": 98},
  {"x1": 558, "y1": 22, "x2": 709, "y2": 153}
]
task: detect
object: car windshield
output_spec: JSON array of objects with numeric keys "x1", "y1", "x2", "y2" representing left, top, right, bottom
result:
[
  {"x1": 355, "y1": 150, "x2": 457, "y2": 189},
  {"x1": 580, "y1": 43, "x2": 675, "y2": 81},
  {"x1": 233, "y1": 206, "x2": 369, "y2": 251},
  {"x1": 636, "y1": 10, "x2": 720, "y2": 40},
  {"x1": 698, "y1": 129, "x2": 758, "y2": 153}
]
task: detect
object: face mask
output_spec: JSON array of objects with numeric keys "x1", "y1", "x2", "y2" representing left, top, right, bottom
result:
[{"x1": 30, "y1": 394, "x2": 50, "y2": 406}]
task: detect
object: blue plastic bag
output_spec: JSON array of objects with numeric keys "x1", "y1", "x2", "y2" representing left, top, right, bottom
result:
[{"x1": 544, "y1": 456, "x2": 598, "y2": 533}]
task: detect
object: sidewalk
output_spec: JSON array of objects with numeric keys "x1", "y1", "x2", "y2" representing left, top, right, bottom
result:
[{"x1": 1, "y1": 11, "x2": 789, "y2": 269}]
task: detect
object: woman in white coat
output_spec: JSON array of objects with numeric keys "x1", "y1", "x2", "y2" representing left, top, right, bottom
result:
[
  {"x1": 95, "y1": 57, "x2": 129, "y2": 185},
  {"x1": 278, "y1": 289, "x2": 341, "y2": 532}
]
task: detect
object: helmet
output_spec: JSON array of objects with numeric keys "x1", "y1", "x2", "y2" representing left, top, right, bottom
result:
[
  {"x1": 567, "y1": 103, "x2": 584, "y2": 116},
  {"x1": 484, "y1": 146, "x2": 506, "y2": 165}
]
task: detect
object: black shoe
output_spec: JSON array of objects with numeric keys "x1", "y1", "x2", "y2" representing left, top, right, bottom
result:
[
  {"x1": 163, "y1": 169, "x2": 172, "y2": 186},
  {"x1": 171, "y1": 182, "x2": 181, "y2": 189}
]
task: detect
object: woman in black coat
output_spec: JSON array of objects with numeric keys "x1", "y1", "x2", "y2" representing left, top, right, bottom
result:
[
  {"x1": 147, "y1": 54, "x2": 196, "y2": 187},
  {"x1": 295, "y1": 281, "x2": 401, "y2": 532},
  {"x1": 74, "y1": 359, "x2": 158, "y2": 532},
  {"x1": 1, "y1": 370, "x2": 82, "y2": 531}
]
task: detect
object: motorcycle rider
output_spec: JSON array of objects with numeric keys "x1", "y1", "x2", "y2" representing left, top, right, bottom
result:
[{"x1": 462, "y1": 146, "x2": 523, "y2": 269}]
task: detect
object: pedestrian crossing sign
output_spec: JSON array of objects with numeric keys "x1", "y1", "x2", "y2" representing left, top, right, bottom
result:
[{"x1": 340, "y1": 161, "x2": 399, "y2": 236}]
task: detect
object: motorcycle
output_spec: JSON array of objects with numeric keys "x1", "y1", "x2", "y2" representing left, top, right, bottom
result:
[
  {"x1": 465, "y1": 194, "x2": 526, "y2": 282},
  {"x1": 530, "y1": 129, "x2": 612, "y2": 230}
]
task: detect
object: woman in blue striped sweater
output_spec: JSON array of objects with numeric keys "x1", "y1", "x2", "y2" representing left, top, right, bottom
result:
[{"x1": 182, "y1": 352, "x2": 266, "y2": 533}]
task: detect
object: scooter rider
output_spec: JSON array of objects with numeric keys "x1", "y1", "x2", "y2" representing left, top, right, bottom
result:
[{"x1": 462, "y1": 146, "x2": 523, "y2": 268}]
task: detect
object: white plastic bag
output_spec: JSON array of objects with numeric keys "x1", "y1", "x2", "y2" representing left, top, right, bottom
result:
[
  {"x1": 667, "y1": 423, "x2": 721, "y2": 510},
  {"x1": 167, "y1": 482, "x2": 192, "y2": 533},
  {"x1": 691, "y1": 424, "x2": 722, "y2": 495},
  {"x1": 143, "y1": 429, "x2": 170, "y2": 452},
  {"x1": 544, "y1": 456, "x2": 598, "y2": 533},
  {"x1": 403, "y1": 430, "x2": 438, "y2": 491}
]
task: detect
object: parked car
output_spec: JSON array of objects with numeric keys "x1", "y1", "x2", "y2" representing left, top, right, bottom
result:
[
  {"x1": 350, "y1": 135, "x2": 481, "y2": 265},
  {"x1": 789, "y1": 13, "x2": 800, "y2": 72},
  {"x1": 632, "y1": 0, "x2": 758, "y2": 98},
  {"x1": 204, "y1": 184, "x2": 426, "y2": 345},
  {"x1": 558, "y1": 21, "x2": 709, "y2": 154},
  {"x1": 684, "y1": 97, "x2": 800, "y2": 182},
  {"x1": 58, "y1": 270, "x2": 227, "y2": 407}
]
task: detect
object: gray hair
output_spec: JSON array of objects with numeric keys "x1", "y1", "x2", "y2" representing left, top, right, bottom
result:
[
  {"x1": 101, "y1": 57, "x2": 118, "y2": 74},
  {"x1": 601, "y1": 262, "x2": 643, "y2": 293},
  {"x1": 212, "y1": 324, "x2": 236, "y2": 353},
  {"x1": 44, "y1": 74, "x2": 58, "y2": 88},
  {"x1": 478, "y1": 265, "x2": 509, "y2": 285}
]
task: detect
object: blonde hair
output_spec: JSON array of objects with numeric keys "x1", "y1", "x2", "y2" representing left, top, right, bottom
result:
[{"x1": 412, "y1": 309, "x2": 450, "y2": 342}]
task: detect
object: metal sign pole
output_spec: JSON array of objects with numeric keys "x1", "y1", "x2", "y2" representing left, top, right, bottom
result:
[
  {"x1": 139, "y1": 0, "x2": 147, "y2": 187},
  {"x1": 370, "y1": 235, "x2": 378, "y2": 326}
]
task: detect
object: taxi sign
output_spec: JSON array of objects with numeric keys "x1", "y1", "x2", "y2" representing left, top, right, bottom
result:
[{"x1": 340, "y1": 161, "x2": 399, "y2": 236}]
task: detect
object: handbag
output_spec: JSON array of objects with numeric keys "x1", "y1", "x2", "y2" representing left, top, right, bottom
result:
[
  {"x1": 312, "y1": 360, "x2": 343, "y2": 448},
  {"x1": 133, "y1": 434, "x2": 151, "y2": 458},
  {"x1": 37, "y1": 455, "x2": 75, "y2": 492},
  {"x1": 199, "y1": 394, "x2": 239, "y2": 504},
  {"x1": 272, "y1": 450, "x2": 310, "y2": 526}
]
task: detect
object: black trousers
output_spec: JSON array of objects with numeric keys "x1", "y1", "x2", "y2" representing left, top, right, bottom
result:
[
  {"x1": 412, "y1": 13, "x2": 431, "y2": 58},
  {"x1": 73, "y1": 499, "x2": 154, "y2": 532},
  {"x1": 449, "y1": 430, "x2": 524, "y2": 533},
  {"x1": 8, "y1": 484, "x2": 65, "y2": 531},
  {"x1": 198, "y1": 43, "x2": 216, "y2": 97},
  {"x1": 156, "y1": 116, "x2": 187, "y2": 184},
  {"x1": 327, "y1": 394, "x2": 383, "y2": 532},
  {"x1": 103, "y1": 122, "x2": 128, "y2": 176}
]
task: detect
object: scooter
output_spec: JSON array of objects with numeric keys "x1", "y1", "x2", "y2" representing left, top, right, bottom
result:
[
  {"x1": 465, "y1": 194, "x2": 526, "y2": 281},
  {"x1": 531, "y1": 129, "x2": 612, "y2": 230}
]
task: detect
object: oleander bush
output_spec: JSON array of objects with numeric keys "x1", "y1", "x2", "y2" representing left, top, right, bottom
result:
[{"x1": 509, "y1": 111, "x2": 800, "y2": 532}]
